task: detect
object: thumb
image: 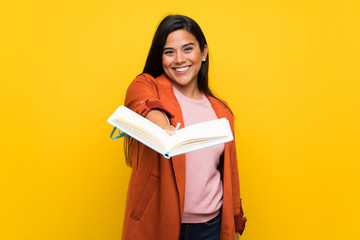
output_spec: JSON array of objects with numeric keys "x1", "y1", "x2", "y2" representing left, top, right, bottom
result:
[{"x1": 163, "y1": 125, "x2": 176, "y2": 136}]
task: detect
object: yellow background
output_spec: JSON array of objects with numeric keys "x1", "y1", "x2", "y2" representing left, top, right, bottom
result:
[{"x1": 1, "y1": 0, "x2": 359, "y2": 239}]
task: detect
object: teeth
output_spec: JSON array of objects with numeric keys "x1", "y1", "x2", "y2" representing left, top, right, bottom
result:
[{"x1": 175, "y1": 66, "x2": 190, "y2": 72}]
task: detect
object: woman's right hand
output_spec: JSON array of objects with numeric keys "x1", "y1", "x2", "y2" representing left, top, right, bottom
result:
[
  {"x1": 162, "y1": 125, "x2": 176, "y2": 136},
  {"x1": 146, "y1": 109, "x2": 176, "y2": 136}
]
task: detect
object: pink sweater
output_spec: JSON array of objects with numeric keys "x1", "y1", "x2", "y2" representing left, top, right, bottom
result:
[{"x1": 173, "y1": 86, "x2": 224, "y2": 223}]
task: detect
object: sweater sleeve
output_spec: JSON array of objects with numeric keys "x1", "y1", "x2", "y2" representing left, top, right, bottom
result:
[{"x1": 125, "y1": 73, "x2": 174, "y2": 118}]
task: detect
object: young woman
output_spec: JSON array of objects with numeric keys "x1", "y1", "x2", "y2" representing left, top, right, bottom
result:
[{"x1": 122, "y1": 15, "x2": 246, "y2": 240}]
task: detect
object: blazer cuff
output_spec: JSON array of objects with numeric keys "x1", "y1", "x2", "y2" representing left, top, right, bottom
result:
[
  {"x1": 135, "y1": 100, "x2": 174, "y2": 119},
  {"x1": 234, "y1": 214, "x2": 247, "y2": 235}
]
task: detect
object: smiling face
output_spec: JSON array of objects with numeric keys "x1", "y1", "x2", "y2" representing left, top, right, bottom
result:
[{"x1": 162, "y1": 30, "x2": 208, "y2": 98}]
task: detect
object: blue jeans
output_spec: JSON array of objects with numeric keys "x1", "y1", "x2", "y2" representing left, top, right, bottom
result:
[{"x1": 179, "y1": 211, "x2": 222, "y2": 240}]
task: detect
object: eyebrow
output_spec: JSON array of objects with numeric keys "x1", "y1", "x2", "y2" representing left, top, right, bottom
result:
[{"x1": 163, "y1": 42, "x2": 196, "y2": 51}]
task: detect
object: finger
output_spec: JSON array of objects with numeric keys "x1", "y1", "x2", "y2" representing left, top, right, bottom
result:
[{"x1": 164, "y1": 125, "x2": 176, "y2": 136}]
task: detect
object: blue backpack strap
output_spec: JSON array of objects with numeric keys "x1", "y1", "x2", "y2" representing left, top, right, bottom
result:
[{"x1": 110, "y1": 127, "x2": 126, "y2": 139}]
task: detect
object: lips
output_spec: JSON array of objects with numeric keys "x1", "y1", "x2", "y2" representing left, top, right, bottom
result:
[{"x1": 173, "y1": 66, "x2": 191, "y2": 73}]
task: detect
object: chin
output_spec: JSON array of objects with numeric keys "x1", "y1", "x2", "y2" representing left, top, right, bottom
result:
[{"x1": 172, "y1": 77, "x2": 192, "y2": 86}]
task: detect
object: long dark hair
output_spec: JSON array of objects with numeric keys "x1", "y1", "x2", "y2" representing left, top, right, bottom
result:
[{"x1": 143, "y1": 14, "x2": 215, "y2": 98}]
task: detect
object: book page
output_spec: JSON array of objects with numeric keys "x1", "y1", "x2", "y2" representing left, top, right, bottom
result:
[
  {"x1": 168, "y1": 118, "x2": 233, "y2": 157},
  {"x1": 108, "y1": 106, "x2": 172, "y2": 154}
]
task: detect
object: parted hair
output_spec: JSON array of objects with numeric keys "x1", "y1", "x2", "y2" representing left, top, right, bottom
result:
[{"x1": 143, "y1": 14, "x2": 214, "y2": 98}]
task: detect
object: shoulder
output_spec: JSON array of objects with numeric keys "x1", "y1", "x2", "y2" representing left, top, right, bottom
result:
[
  {"x1": 207, "y1": 95, "x2": 235, "y2": 129},
  {"x1": 126, "y1": 73, "x2": 158, "y2": 93},
  {"x1": 131, "y1": 73, "x2": 170, "y2": 87},
  {"x1": 132, "y1": 73, "x2": 156, "y2": 84},
  {"x1": 208, "y1": 95, "x2": 234, "y2": 116}
]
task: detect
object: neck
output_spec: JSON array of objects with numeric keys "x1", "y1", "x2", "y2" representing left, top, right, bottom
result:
[{"x1": 172, "y1": 81, "x2": 202, "y2": 100}]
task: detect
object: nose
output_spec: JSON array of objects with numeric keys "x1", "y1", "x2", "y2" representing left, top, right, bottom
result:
[{"x1": 175, "y1": 52, "x2": 185, "y2": 64}]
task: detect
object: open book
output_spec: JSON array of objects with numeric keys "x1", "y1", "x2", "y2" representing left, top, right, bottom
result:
[{"x1": 107, "y1": 105, "x2": 233, "y2": 158}]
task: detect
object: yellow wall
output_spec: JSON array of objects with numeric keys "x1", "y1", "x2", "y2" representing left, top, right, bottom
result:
[{"x1": 1, "y1": 0, "x2": 359, "y2": 239}]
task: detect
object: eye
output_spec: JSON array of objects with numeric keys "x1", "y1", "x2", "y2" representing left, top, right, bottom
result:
[
  {"x1": 184, "y1": 47, "x2": 193, "y2": 52},
  {"x1": 163, "y1": 50, "x2": 174, "y2": 55}
]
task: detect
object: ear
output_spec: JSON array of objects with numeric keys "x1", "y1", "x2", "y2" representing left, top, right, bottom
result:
[{"x1": 202, "y1": 45, "x2": 208, "y2": 61}]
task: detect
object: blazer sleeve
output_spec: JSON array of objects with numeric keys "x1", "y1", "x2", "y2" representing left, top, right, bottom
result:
[
  {"x1": 228, "y1": 115, "x2": 246, "y2": 234},
  {"x1": 125, "y1": 73, "x2": 174, "y2": 118}
]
